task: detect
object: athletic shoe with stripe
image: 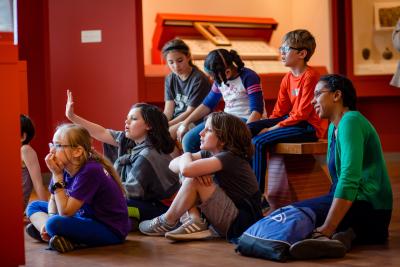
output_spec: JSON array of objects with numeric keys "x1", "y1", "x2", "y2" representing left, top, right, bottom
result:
[
  {"x1": 139, "y1": 215, "x2": 179, "y2": 236},
  {"x1": 165, "y1": 217, "x2": 212, "y2": 241},
  {"x1": 49, "y1": 235, "x2": 75, "y2": 253}
]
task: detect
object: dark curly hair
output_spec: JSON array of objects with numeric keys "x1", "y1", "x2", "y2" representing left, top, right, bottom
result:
[
  {"x1": 20, "y1": 114, "x2": 35, "y2": 145},
  {"x1": 319, "y1": 74, "x2": 357, "y2": 110},
  {"x1": 132, "y1": 103, "x2": 175, "y2": 154},
  {"x1": 208, "y1": 112, "x2": 253, "y2": 160},
  {"x1": 204, "y1": 49, "x2": 245, "y2": 85}
]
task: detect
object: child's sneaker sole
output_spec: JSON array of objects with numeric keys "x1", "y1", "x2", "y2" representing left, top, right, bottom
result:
[
  {"x1": 49, "y1": 235, "x2": 75, "y2": 253},
  {"x1": 165, "y1": 229, "x2": 213, "y2": 241}
]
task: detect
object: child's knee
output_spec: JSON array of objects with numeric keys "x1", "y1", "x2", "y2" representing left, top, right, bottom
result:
[
  {"x1": 26, "y1": 200, "x2": 48, "y2": 217},
  {"x1": 45, "y1": 215, "x2": 65, "y2": 236}
]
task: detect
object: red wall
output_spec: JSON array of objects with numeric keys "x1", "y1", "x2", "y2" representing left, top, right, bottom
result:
[
  {"x1": 0, "y1": 35, "x2": 25, "y2": 266},
  {"x1": 19, "y1": 0, "x2": 145, "y2": 167}
]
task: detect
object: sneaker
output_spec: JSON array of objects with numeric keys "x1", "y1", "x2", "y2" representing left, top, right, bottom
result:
[
  {"x1": 289, "y1": 232, "x2": 347, "y2": 260},
  {"x1": 25, "y1": 223, "x2": 43, "y2": 242},
  {"x1": 139, "y1": 215, "x2": 179, "y2": 236},
  {"x1": 165, "y1": 217, "x2": 212, "y2": 241},
  {"x1": 332, "y1": 228, "x2": 356, "y2": 252},
  {"x1": 49, "y1": 235, "x2": 75, "y2": 253}
]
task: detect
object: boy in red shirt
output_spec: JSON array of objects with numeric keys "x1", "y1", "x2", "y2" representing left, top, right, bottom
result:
[{"x1": 248, "y1": 29, "x2": 327, "y2": 192}]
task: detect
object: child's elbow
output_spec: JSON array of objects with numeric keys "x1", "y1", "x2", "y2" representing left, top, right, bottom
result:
[{"x1": 180, "y1": 167, "x2": 193, "y2": 178}]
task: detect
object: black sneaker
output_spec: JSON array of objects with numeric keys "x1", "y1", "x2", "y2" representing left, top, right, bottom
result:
[
  {"x1": 49, "y1": 235, "x2": 75, "y2": 253},
  {"x1": 332, "y1": 228, "x2": 356, "y2": 252},
  {"x1": 25, "y1": 223, "x2": 44, "y2": 242},
  {"x1": 289, "y1": 232, "x2": 346, "y2": 260}
]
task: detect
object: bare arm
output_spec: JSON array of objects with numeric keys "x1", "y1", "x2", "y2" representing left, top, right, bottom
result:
[
  {"x1": 177, "y1": 104, "x2": 211, "y2": 141},
  {"x1": 316, "y1": 197, "x2": 353, "y2": 237},
  {"x1": 169, "y1": 152, "x2": 202, "y2": 173},
  {"x1": 164, "y1": 100, "x2": 175, "y2": 121},
  {"x1": 21, "y1": 145, "x2": 48, "y2": 201},
  {"x1": 246, "y1": 110, "x2": 262, "y2": 124},
  {"x1": 45, "y1": 153, "x2": 84, "y2": 216},
  {"x1": 65, "y1": 90, "x2": 117, "y2": 146},
  {"x1": 179, "y1": 152, "x2": 222, "y2": 178},
  {"x1": 169, "y1": 106, "x2": 196, "y2": 126}
]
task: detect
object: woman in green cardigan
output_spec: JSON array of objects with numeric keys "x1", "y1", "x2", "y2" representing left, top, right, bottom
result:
[{"x1": 290, "y1": 74, "x2": 393, "y2": 259}]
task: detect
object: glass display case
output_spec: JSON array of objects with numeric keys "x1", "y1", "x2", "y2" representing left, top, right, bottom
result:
[{"x1": 352, "y1": 0, "x2": 400, "y2": 76}]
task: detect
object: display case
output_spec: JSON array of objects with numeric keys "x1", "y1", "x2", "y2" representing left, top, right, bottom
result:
[
  {"x1": 332, "y1": 0, "x2": 400, "y2": 151},
  {"x1": 352, "y1": 0, "x2": 400, "y2": 76}
]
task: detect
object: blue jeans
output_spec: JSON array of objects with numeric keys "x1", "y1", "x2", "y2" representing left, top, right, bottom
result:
[
  {"x1": 248, "y1": 116, "x2": 317, "y2": 192},
  {"x1": 26, "y1": 201, "x2": 124, "y2": 246}
]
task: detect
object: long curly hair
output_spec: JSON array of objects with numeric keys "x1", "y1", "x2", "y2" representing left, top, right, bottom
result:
[{"x1": 208, "y1": 112, "x2": 253, "y2": 160}]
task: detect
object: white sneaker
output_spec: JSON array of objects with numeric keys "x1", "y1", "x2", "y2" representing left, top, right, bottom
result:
[{"x1": 165, "y1": 217, "x2": 212, "y2": 241}]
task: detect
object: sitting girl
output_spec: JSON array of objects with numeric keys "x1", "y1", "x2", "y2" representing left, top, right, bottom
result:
[
  {"x1": 25, "y1": 124, "x2": 129, "y2": 253},
  {"x1": 65, "y1": 91, "x2": 180, "y2": 226},
  {"x1": 139, "y1": 112, "x2": 263, "y2": 242},
  {"x1": 177, "y1": 49, "x2": 265, "y2": 153},
  {"x1": 20, "y1": 114, "x2": 48, "y2": 209},
  {"x1": 162, "y1": 38, "x2": 210, "y2": 140}
]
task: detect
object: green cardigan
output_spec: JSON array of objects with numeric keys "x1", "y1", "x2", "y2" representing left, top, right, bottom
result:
[{"x1": 327, "y1": 111, "x2": 392, "y2": 210}]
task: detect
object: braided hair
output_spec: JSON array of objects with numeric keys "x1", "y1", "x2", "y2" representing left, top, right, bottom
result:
[{"x1": 204, "y1": 49, "x2": 245, "y2": 85}]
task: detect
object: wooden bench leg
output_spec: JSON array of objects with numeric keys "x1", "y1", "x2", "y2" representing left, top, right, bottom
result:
[{"x1": 266, "y1": 154, "x2": 331, "y2": 211}]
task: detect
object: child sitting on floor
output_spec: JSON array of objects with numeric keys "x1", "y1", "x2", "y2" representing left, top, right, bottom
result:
[
  {"x1": 25, "y1": 124, "x2": 129, "y2": 253},
  {"x1": 20, "y1": 114, "x2": 48, "y2": 209},
  {"x1": 139, "y1": 112, "x2": 263, "y2": 242},
  {"x1": 65, "y1": 91, "x2": 180, "y2": 227}
]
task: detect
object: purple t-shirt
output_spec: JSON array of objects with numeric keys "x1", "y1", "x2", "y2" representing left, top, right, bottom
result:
[{"x1": 51, "y1": 160, "x2": 129, "y2": 238}]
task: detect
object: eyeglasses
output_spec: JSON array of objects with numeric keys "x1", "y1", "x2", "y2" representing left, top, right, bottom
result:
[
  {"x1": 314, "y1": 89, "x2": 331, "y2": 98},
  {"x1": 48, "y1": 142, "x2": 73, "y2": 150},
  {"x1": 279, "y1": 46, "x2": 306, "y2": 54}
]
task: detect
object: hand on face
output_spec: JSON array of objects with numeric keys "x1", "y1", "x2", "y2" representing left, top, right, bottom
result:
[{"x1": 45, "y1": 152, "x2": 64, "y2": 176}]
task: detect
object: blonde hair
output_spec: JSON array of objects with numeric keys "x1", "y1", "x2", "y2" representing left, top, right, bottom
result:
[
  {"x1": 283, "y1": 29, "x2": 316, "y2": 62},
  {"x1": 55, "y1": 124, "x2": 125, "y2": 195}
]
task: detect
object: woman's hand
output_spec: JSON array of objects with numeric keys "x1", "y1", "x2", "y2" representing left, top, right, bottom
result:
[
  {"x1": 65, "y1": 89, "x2": 75, "y2": 120},
  {"x1": 45, "y1": 153, "x2": 64, "y2": 177},
  {"x1": 40, "y1": 225, "x2": 50, "y2": 242}
]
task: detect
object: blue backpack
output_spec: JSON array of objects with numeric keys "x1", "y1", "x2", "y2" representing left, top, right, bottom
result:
[{"x1": 235, "y1": 205, "x2": 316, "y2": 262}]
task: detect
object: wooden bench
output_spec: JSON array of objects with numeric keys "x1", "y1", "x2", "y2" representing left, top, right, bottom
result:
[{"x1": 265, "y1": 140, "x2": 332, "y2": 211}]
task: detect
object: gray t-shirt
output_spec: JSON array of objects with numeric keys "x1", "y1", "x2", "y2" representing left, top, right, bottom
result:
[
  {"x1": 105, "y1": 130, "x2": 180, "y2": 201},
  {"x1": 201, "y1": 150, "x2": 259, "y2": 205},
  {"x1": 165, "y1": 67, "x2": 210, "y2": 118}
]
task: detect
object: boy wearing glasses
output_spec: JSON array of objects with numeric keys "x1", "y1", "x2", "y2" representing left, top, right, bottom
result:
[{"x1": 248, "y1": 29, "x2": 328, "y2": 194}]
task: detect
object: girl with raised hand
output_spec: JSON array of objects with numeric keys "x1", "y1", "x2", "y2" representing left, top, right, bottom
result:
[
  {"x1": 162, "y1": 38, "x2": 211, "y2": 140},
  {"x1": 139, "y1": 112, "x2": 263, "y2": 242},
  {"x1": 177, "y1": 49, "x2": 265, "y2": 153},
  {"x1": 65, "y1": 91, "x2": 180, "y2": 227},
  {"x1": 25, "y1": 124, "x2": 129, "y2": 253}
]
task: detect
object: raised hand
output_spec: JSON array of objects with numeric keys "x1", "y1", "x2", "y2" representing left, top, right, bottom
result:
[{"x1": 65, "y1": 89, "x2": 75, "y2": 120}]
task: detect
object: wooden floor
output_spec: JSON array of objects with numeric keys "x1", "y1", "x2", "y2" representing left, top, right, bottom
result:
[{"x1": 23, "y1": 153, "x2": 400, "y2": 267}]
